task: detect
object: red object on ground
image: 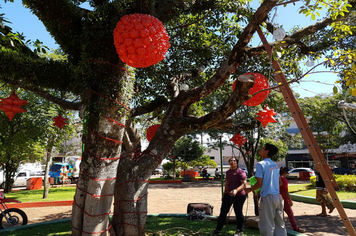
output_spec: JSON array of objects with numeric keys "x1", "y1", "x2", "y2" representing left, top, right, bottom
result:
[
  {"x1": 233, "y1": 72, "x2": 270, "y2": 106},
  {"x1": 26, "y1": 177, "x2": 43, "y2": 190},
  {"x1": 146, "y1": 124, "x2": 160, "y2": 141},
  {"x1": 0, "y1": 90, "x2": 28, "y2": 121},
  {"x1": 255, "y1": 105, "x2": 278, "y2": 128},
  {"x1": 113, "y1": 13, "x2": 170, "y2": 68},
  {"x1": 230, "y1": 133, "x2": 247, "y2": 147},
  {"x1": 53, "y1": 114, "x2": 68, "y2": 130}
]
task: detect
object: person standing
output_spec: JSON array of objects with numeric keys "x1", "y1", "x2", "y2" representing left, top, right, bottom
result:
[
  {"x1": 213, "y1": 157, "x2": 247, "y2": 236},
  {"x1": 280, "y1": 169, "x2": 306, "y2": 233},
  {"x1": 316, "y1": 171, "x2": 335, "y2": 216},
  {"x1": 245, "y1": 143, "x2": 287, "y2": 236}
]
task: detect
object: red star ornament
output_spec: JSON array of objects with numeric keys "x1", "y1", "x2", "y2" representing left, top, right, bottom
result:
[
  {"x1": 53, "y1": 114, "x2": 68, "y2": 130},
  {"x1": 230, "y1": 133, "x2": 247, "y2": 147},
  {"x1": 0, "y1": 90, "x2": 28, "y2": 121},
  {"x1": 255, "y1": 105, "x2": 278, "y2": 128}
]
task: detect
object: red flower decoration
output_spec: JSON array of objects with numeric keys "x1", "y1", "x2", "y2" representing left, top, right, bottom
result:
[
  {"x1": 113, "y1": 14, "x2": 170, "y2": 68},
  {"x1": 230, "y1": 133, "x2": 247, "y2": 147},
  {"x1": 255, "y1": 105, "x2": 278, "y2": 128},
  {"x1": 146, "y1": 124, "x2": 160, "y2": 142},
  {"x1": 53, "y1": 114, "x2": 68, "y2": 130},
  {"x1": 233, "y1": 72, "x2": 270, "y2": 106},
  {"x1": 0, "y1": 90, "x2": 28, "y2": 121}
]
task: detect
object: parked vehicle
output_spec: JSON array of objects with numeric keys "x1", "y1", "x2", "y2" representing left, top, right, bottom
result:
[
  {"x1": 49, "y1": 163, "x2": 73, "y2": 184},
  {"x1": 288, "y1": 168, "x2": 315, "y2": 178},
  {"x1": 332, "y1": 168, "x2": 352, "y2": 175},
  {"x1": 0, "y1": 170, "x2": 44, "y2": 189},
  {"x1": 65, "y1": 156, "x2": 81, "y2": 182},
  {"x1": 0, "y1": 192, "x2": 27, "y2": 229}
]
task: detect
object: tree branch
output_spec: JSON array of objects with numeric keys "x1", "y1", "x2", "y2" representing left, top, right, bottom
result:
[{"x1": 2, "y1": 78, "x2": 81, "y2": 110}]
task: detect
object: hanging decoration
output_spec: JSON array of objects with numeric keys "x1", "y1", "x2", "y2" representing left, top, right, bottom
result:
[
  {"x1": 230, "y1": 133, "x2": 247, "y2": 147},
  {"x1": 255, "y1": 105, "x2": 278, "y2": 128},
  {"x1": 53, "y1": 114, "x2": 68, "y2": 130},
  {"x1": 146, "y1": 124, "x2": 160, "y2": 142},
  {"x1": 233, "y1": 72, "x2": 270, "y2": 107},
  {"x1": 113, "y1": 13, "x2": 170, "y2": 68},
  {"x1": 0, "y1": 90, "x2": 28, "y2": 121},
  {"x1": 306, "y1": 59, "x2": 315, "y2": 67},
  {"x1": 273, "y1": 27, "x2": 286, "y2": 41}
]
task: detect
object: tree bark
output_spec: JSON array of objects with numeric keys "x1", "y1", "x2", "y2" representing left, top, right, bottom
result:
[
  {"x1": 43, "y1": 146, "x2": 53, "y2": 199},
  {"x1": 71, "y1": 74, "x2": 134, "y2": 236}
]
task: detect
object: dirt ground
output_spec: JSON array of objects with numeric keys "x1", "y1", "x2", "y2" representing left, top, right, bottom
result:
[{"x1": 19, "y1": 180, "x2": 356, "y2": 235}]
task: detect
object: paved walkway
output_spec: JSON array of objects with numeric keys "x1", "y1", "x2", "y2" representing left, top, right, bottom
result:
[{"x1": 20, "y1": 180, "x2": 356, "y2": 235}]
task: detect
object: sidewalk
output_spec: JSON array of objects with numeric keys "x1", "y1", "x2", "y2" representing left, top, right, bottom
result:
[{"x1": 20, "y1": 180, "x2": 356, "y2": 235}]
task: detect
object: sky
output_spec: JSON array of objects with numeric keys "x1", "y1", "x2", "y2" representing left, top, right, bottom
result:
[{"x1": 0, "y1": 1, "x2": 338, "y2": 98}]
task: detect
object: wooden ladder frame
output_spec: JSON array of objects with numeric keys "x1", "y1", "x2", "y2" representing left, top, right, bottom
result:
[{"x1": 257, "y1": 27, "x2": 356, "y2": 236}]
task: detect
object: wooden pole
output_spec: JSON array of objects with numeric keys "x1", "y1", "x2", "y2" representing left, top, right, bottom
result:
[{"x1": 257, "y1": 27, "x2": 356, "y2": 236}]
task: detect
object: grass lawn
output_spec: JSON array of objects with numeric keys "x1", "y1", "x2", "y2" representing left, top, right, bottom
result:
[
  {"x1": 288, "y1": 183, "x2": 355, "y2": 200},
  {"x1": 4, "y1": 217, "x2": 261, "y2": 236},
  {"x1": 4, "y1": 187, "x2": 76, "y2": 202}
]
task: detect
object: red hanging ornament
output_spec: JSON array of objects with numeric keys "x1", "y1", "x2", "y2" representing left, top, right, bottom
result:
[
  {"x1": 233, "y1": 72, "x2": 270, "y2": 107},
  {"x1": 255, "y1": 105, "x2": 278, "y2": 128},
  {"x1": 53, "y1": 114, "x2": 68, "y2": 130},
  {"x1": 113, "y1": 13, "x2": 170, "y2": 68},
  {"x1": 146, "y1": 124, "x2": 160, "y2": 142},
  {"x1": 0, "y1": 90, "x2": 28, "y2": 121},
  {"x1": 230, "y1": 133, "x2": 247, "y2": 147}
]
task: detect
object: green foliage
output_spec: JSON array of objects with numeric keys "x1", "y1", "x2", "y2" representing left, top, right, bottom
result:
[
  {"x1": 310, "y1": 174, "x2": 356, "y2": 191},
  {"x1": 334, "y1": 174, "x2": 356, "y2": 191},
  {"x1": 169, "y1": 136, "x2": 206, "y2": 164},
  {"x1": 0, "y1": 86, "x2": 78, "y2": 192},
  {"x1": 189, "y1": 154, "x2": 217, "y2": 168}
]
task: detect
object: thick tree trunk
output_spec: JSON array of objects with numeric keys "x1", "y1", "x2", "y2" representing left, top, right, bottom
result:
[
  {"x1": 71, "y1": 74, "x2": 133, "y2": 236},
  {"x1": 112, "y1": 123, "x2": 179, "y2": 235}
]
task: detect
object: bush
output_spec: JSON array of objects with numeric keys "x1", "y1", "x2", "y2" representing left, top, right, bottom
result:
[
  {"x1": 310, "y1": 176, "x2": 316, "y2": 188},
  {"x1": 334, "y1": 175, "x2": 356, "y2": 191},
  {"x1": 310, "y1": 174, "x2": 356, "y2": 191}
]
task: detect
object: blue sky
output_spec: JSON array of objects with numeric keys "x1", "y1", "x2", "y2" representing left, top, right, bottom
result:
[{"x1": 0, "y1": 1, "x2": 337, "y2": 98}]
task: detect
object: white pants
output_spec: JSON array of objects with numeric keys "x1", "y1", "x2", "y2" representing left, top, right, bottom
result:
[{"x1": 259, "y1": 194, "x2": 287, "y2": 236}]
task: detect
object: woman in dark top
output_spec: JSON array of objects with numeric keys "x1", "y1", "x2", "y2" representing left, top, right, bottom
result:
[{"x1": 213, "y1": 157, "x2": 247, "y2": 236}]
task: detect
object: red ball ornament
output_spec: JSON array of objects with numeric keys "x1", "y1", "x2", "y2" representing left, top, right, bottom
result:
[
  {"x1": 233, "y1": 72, "x2": 270, "y2": 107},
  {"x1": 146, "y1": 124, "x2": 160, "y2": 142},
  {"x1": 230, "y1": 133, "x2": 247, "y2": 147},
  {"x1": 53, "y1": 114, "x2": 68, "y2": 130},
  {"x1": 113, "y1": 14, "x2": 170, "y2": 68},
  {"x1": 0, "y1": 90, "x2": 28, "y2": 121},
  {"x1": 255, "y1": 105, "x2": 278, "y2": 128}
]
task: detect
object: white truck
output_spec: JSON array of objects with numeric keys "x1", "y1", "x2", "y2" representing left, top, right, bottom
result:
[{"x1": 0, "y1": 169, "x2": 45, "y2": 188}]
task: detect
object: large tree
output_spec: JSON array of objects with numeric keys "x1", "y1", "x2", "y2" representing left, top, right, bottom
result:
[{"x1": 1, "y1": 0, "x2": 355, "y2": 235}]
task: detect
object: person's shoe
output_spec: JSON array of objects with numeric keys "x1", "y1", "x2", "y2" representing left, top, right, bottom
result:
[
  {"x1": 212, "y1": 229, "x2": 220, "y2": 234},
  {"x1": 296, "y1": 228, "x2": 306, "y2": 233},
  {"x1": 329, "y1": 206, "x2": 335, "y2": 213},
  {"x1": 234, "y1": 230, "x2": 243, "y2": 236}
]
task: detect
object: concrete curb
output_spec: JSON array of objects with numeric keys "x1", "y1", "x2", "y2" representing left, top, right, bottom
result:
[{"x1": 290, "y1": 193, "x2": 356, "y2": 209}]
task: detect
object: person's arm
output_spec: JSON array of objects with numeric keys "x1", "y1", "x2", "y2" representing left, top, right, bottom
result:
[{"x1": 231, "y1": 179, "x2": 247, "y2": 196}]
